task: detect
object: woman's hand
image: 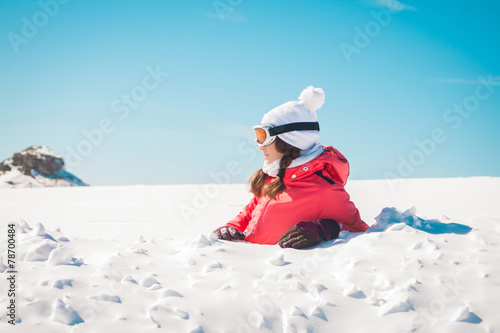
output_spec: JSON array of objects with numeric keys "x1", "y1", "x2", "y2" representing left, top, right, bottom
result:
[
  {"x1": 278, "y1": 219, "x2": 340, "y2": 249},
  {"x1": 212, "y1": 226, "x2": 245, "y2": 241}
]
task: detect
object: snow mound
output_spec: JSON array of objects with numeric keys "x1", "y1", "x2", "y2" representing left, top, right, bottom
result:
[
  {"x1": 51, "y1": 298, "x2": 84, "y2": 326},
  {"x1": 451, "y1": 306, "x2": 483, "y2": 324}
]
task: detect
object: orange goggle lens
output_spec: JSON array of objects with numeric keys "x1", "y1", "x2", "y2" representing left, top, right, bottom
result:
[{"x1": 254, "y1": 128, "x2": 267, "y2": 144}]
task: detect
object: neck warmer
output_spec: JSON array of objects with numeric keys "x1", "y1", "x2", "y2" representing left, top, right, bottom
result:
[{"x1": 262, "y1": 142, "x2": 325, "y2": 178}]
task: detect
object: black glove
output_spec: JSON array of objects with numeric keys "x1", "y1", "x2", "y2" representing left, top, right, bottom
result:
[
  {"x1": 212, "y1": 226, "x2": 245, "y2": 241},
  {"x1": 278, "y1": 219, "x2": 340, "y2": 249}
]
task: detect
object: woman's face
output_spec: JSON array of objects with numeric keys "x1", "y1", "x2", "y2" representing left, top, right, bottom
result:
[{"x1": 259, "y1": 141, "x2": 284, "y2": 164}]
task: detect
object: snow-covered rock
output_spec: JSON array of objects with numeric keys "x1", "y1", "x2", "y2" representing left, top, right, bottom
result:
[{"x1": 0, "y1": 146, "x2": 87, "y2": 188}]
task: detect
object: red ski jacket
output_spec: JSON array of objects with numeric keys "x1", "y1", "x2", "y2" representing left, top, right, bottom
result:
[{"x1": 227, "y1": 146, "x2": 369, "y2": 245}]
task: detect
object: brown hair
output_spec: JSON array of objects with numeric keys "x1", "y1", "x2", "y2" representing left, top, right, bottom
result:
[{"x1": 249, "y1": 137, "x2": 301, "y2": 200}]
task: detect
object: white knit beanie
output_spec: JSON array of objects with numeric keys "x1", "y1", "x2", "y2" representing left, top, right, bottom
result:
[{"x1": 260, "y1": 86, "x2": 325, "y2": 150}]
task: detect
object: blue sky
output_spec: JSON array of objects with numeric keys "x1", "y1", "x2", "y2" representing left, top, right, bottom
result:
[{"x1": 1, "y1": 0, "x2": 499, "y2": 186}]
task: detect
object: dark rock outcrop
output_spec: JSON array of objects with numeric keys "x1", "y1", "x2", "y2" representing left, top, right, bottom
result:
[
  {"x1": 11, "y1": 146, "x2": 64, "y2": 176},
  {"x1": 0, "y1": 146, "x2": 88, "y2": 188},
  {"x1": 0, "y1": 163, "x2": 11, "y2": 173}
]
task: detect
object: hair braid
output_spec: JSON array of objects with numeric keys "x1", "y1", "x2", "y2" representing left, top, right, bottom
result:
[{"x1": 249, "y1": 137, "x2": 301, "y2": 200}]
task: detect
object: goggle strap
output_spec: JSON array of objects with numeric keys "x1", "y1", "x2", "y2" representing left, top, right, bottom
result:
[{"x1": 268, "y1": 122, "x2": 320, "y2": 136}]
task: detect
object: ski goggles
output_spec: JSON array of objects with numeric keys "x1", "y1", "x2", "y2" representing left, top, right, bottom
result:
[{"x1": 252, "y1": 122, "x2": 320, "y2": 147}]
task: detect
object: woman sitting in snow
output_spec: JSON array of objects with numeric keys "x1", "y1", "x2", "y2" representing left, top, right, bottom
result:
[{"x1": 213, "y1": 86, "x2": 369, "y2": 249}]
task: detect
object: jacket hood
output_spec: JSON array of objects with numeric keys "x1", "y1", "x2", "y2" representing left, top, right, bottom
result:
[{"x1": 283, "y1": 146, "x2": 350, "y2": 186}]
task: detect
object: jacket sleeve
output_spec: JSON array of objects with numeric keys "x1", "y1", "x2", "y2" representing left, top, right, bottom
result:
[
  {"x1": 317, "y1": 185, "x2": 369, "y2": 232},
  {"x1": 226, "y1": 196, "x2": 259, "y2": 232}
]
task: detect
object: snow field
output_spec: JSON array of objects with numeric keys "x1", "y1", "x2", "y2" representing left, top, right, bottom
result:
[{"x1": 0, "y1": 177, "x2": 499, "y2": 332}]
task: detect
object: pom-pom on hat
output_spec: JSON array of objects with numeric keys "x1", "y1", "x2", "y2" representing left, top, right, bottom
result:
[{"x1": 260, "y1": 86, "x2": 325, "y2": 150}]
